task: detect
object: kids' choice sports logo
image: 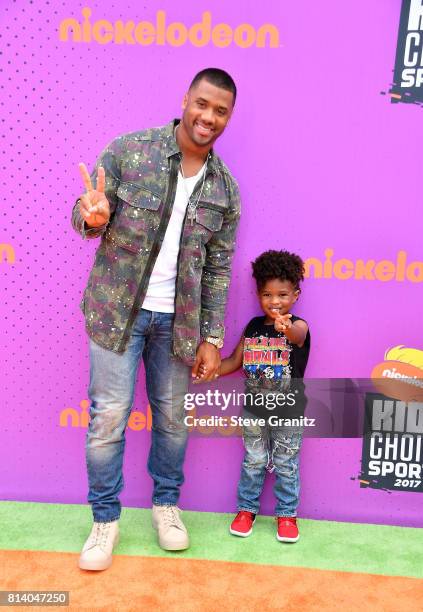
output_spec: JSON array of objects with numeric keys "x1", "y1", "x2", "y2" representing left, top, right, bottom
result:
[
  {"x1": 371, "y1": 345, "x2": 423, "y2": 402},
  {"x1": 390, "y1": 0, "x2": 423, "y2": 106},
  {"x1": 59, "y1": 7, "x2": 279, "y2": 49},
  {"x1": 359, "y1": 393, "x2": 423, "y2": 493}
]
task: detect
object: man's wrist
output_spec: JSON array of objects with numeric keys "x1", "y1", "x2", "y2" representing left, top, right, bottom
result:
[
  {"x1": 84, "y1": 220, "x2": 108, "y2": 231},
  {"x1": 202, "y1": 336, "x2": 224, "y2": 349}
]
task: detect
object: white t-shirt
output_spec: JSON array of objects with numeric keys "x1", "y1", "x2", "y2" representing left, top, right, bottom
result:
[{"x1": 142, "y1": 163, "x2": 206, "y2": 313}]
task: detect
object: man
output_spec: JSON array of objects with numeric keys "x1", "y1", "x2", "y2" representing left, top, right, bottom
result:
[{"x1": 72, "y1": 68, "x2": 240, "y2": 571}]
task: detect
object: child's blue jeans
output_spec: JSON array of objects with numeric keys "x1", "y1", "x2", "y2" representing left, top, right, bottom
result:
[{"x1": 237, "y1": 410, "x2": 303, "y2": 517}]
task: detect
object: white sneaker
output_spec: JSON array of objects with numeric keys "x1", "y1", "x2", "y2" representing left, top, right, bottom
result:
[
  {"x1": 152, "y1": 505, "x2": 190, "y2": 551},
  {"x1": 79, "y1": 520, "x2": 120, "y2": 571}
]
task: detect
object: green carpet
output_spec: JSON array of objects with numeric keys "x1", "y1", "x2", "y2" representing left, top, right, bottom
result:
[{"x1": 0, "y1": 501, "x2": 421, "y2": 578}]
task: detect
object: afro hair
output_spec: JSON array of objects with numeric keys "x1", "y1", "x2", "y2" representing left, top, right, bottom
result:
[{"x1": 252, "y1": 250, "x2": 305, "y2": 290}]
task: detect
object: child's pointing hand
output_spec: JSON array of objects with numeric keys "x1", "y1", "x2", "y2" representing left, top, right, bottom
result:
[{"x1": 275, "y1": 313, "x2": 292, "y2": 332}]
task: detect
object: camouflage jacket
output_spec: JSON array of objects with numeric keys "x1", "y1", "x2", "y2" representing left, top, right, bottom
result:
[{"x1": 72, "y1": 120, "x2": 241, "y2": 365}]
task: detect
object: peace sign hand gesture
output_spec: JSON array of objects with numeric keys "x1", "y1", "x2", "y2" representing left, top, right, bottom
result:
[{"x1": 78, "y1": 163, "x2": 111, "y2": 228}]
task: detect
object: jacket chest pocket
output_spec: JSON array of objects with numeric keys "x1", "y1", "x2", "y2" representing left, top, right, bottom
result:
[
  {"x1": 193, "y1": 203, "x2": 224, "y2": 241},
  {"x1": 183, "y1": 203, "x2": 225, "y2": 269},
  {"x1": 107, "y1": 182, "x2": 162, "y2": 253}
]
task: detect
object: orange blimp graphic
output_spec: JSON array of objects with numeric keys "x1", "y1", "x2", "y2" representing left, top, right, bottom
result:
[{"x1": 371, "y1": 345, "x2": 423, "y2": 402}]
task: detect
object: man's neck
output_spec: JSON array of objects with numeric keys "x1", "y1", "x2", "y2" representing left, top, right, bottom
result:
[{"x1": 175, "y1": 123, "x2": 210, "y2": 175}]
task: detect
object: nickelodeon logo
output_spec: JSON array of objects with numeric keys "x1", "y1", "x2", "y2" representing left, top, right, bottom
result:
[
  {"x1": 59, "y1": 8, "x2": 279, "y2": 48},
  {"x1": 60, "y1": 399, "x2": 152, "y2": 431},
  {"x1": 305, "y1": 249, "x2": 423, "y2": 283},
  {"x1": 59, "y1": 400, "x2": 240, "y2": 436},
  {"x1": 0, "y1": 244, "x2": 15, "y2": 265},
  {"x1": 371, "y1": 346, "x2": 423, "y2": 402}
]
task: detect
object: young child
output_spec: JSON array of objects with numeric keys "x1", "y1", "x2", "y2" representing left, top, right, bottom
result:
[{"x1": 219, "y1": 250, "x2": 310, "y2": 542}]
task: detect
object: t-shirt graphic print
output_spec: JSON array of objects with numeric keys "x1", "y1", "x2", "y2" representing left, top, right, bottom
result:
[
  {"x1": 243, "y1": 334, "x2": 292, "y2": 387},
  {"x1": 241, "y1": 315, "x2": 311, "y2": 419}
]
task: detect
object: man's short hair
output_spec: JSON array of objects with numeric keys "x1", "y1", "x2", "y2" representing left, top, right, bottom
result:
[{"x1": 189, "y1": 68, "x2": 237, "y2": 105}]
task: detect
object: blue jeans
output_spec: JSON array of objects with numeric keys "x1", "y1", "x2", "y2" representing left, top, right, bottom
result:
[
  {"x1": 237, "y1": 411, "x2": 303, "y2": 517},
  {"x1": 86, "y1": 309, "x2": 190, "y2": 523}
]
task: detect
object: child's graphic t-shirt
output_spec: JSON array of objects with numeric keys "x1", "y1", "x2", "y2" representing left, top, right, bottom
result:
[{"x1": 242, "y1": 315, "x2": 310, "y2": 418}]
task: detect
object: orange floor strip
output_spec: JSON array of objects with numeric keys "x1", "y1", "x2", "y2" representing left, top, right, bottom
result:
[{"x1": 1, "y1": 550, "x2": 422, "y2": 611}]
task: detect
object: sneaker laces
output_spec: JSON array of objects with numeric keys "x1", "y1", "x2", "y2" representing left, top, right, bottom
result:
[
  {"x1": 161, "y1": 506, "x2": 183, "y2": 530},
  {"x1": 88, "y1": 522, "x2": 112, "y2": 550}
]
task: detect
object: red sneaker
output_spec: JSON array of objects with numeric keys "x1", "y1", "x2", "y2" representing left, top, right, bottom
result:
[
  {"x1": 276, "y1": 517, "x2": 300, "y2": 542},
  {"x1": 230, "y1": 511, "x2": 256, "y2": 537}
]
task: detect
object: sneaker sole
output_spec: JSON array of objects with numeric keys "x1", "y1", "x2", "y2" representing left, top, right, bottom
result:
[
  {"x1": 276, "y1": 533, "x2": 300, "y2": 543},
  {"x1": 158, "y1": 539, "x2": 190, "y2": 551},
  {"x1": 229, "y1": 527, "x2": 253, "y2": 537},
  {"x1": 79, "y1": 556, "x2": 113, "y2": 571}
]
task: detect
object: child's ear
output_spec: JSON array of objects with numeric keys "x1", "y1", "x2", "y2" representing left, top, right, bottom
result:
[{"x1": 294, "y1": 288, "x2": 301, "y2": 301}]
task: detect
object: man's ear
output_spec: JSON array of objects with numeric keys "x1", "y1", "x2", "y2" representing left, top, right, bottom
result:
[{"x1": 182, "y1": 92, "x2": 188, "y2": 110}]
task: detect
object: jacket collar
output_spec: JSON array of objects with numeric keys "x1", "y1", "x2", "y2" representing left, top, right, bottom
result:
[{"x1": 163, "y1": 119, "x2": 219, "y2": 175}]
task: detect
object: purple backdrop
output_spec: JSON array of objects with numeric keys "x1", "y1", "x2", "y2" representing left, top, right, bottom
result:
[{"x1": 1, "y1": 0, "x2": 422, "y2": 527}]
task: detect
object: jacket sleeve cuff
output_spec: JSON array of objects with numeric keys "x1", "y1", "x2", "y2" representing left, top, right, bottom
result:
[
  {"x1": 82, "y1": 221, "x2": 108, "y2": 240},
  {"x1": 200, "y1": 317, "x2": 225, "y2": 342}
]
